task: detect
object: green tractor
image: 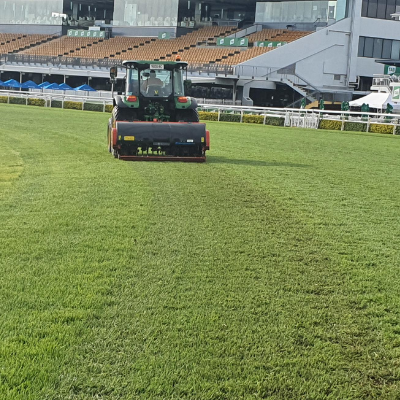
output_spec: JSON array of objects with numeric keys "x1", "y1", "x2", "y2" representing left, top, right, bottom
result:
[{"x1": 107, "y1": 60, "x2": 210, "y2": 162}]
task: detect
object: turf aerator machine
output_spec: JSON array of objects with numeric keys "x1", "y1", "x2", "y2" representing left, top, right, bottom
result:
[{"x1": 107, "y1": 60, "x2": 210, "y2": 162}]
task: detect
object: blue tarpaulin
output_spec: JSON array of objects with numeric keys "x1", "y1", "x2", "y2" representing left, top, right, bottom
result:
[
  {"x1": 21, "y1": 80, "x2": 40, "y2": 89},
  {"x1": 59, "y1": 83, "x2": 73, "y2": 90},
  {"x1": 4, "y1": 79, "x2": 21, "y2": 88},
  {"x1": 38, "y1": 81, "x2": 50, "y2": 88},
  {"x1": 44, "y1": 83, "x2": 62, "y2": 90},
  {"x1": 74, "y1": 84, "x2": 96, "y2": 92}
]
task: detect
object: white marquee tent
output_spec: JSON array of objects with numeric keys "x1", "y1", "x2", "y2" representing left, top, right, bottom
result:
[{"x1": 349, "y1": 92, "x2": 400, "y2": 110}]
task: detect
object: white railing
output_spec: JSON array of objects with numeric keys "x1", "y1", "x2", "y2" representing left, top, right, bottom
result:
[
  {"x1": 0, "y1": 88, "x2": 113, "y2": 111},
  {"x1": 198, "y1": 104, "x2": 400, "y2": 134},
  {"x1": 1, "y1": 89, "x2": 399, "y2": 133}
]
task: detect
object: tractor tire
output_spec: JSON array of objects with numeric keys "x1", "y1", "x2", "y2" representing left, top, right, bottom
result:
[
  {"x1": 112, "y1": 105, "x2": 137, "y2": 122},
  {"x1": 176, "y1": 109, "x2": 199, "y2": 123},
  {"x1": 107, "y1": 125, "x2": 112, "y2": 153}
]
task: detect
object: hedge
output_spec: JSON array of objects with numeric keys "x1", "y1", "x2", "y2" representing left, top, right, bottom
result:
[
  {"x1": 243, "y1": 114, "x2": 264, "y2": 124},
  {"x1": 265, "y1": 116, "x2": 284, "y2": 126},
  {"x1": 220, "y1": 113, "x2": 241, "y2": 122},
  {"x1": 83, "y1": 102, "x2": 104, "y2": 112},
  {"x1": 64, "y1": 101, "x2": 83, "y2": 110},
  {"x1": 369, "y1": 123, "x2": 394, "y2": 134},
  {"x1": 50, "y1": 100, "x2": 63, "y2": 108},
  {"x1": 0, "y1": 98, "x2": 399, "y2": 135},
  {"x1": 9, "y1": 97, "x2": 26, "y2": 105},
  {"x1": 27, "y1": 98, "x2": 45, "y2": 107},
  {"x1": 343, "y1": 121, "x2": 367, "y2": 132},
  {"x1": 198, "y1": 111, "x2": 218, "y2": 121},
  {"x1": 319, "y1": 119, "x2": 342, "y2": 130}
]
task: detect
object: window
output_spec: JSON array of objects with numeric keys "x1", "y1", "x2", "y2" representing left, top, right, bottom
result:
[
  {"x1": 358, "y1": 37, "x2": 365, "y2": 57},
  {"x1": 391, "y1": 40, "x2": 400, "y2": 59},
  {"x1": 382, "y1": 39, "x2": 392, "y2": 58},
  {"x1": 364, "y1": 37, "x2": 374, "y2": 57},
  {"x1": 367, "y1": 0, "x2": 378, "y2": 17},
  {"x1": 358, "y1": 36, "x2": 400, "y2": 59},
  {"x1": 362, "y1": 0, "x2": 369, "y2": 15},
  {"x1": 361, "y1": 0, "x2": 399, "y2": 19},
  {"x1": 373, "y1": 38, "x2": 383, "y2": 58},
  {"x1": 386, "y1": 0, "x2": 396, "y2": 18},
  {"x1": 377, "y1": 0, "x2": 387, "y2": 18}
]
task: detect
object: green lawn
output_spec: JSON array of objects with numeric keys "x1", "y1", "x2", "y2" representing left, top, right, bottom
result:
[{"x1": 1, "y1": 104, "x2": 400, "y2": 399}]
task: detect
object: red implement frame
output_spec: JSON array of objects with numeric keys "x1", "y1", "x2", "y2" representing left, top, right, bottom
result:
[{"x1": 118, "y1": 155, "x2": 206, "y2": 162}]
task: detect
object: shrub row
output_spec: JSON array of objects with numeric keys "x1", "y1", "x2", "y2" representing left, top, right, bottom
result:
[
  {"x1": 319, "y1": 118, "x2": 395, "y2": 134},
  {"x1": 343, "y1": 121, "x2": 367, "y2": 132},
  {"x1": 199, "y1": 112, "x2": 395, "y2": 134},
  {"x1": 9, "y1": 97, "x2": 26, "y2": 105},
  {"x1": 198, "y1": 111, "x2": 218, "y2": 121},
  {"x1": 0, "y1": 96, "x2": 112, "y2": 112},
  {"x1": 28, "y1": 98, "x2": 46, "y2": 107},
  {"x1": 0, "y1": 100, "x2": 398, "y2": 134},
  {"x1": 199, "y1": 111, "x2": 284, "y2": 126}
]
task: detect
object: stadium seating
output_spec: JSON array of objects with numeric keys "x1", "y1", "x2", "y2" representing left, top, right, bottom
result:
[
  {"x1": 0, "y1": 33, "x2": 56, "y2": 54},
  {"x1": 21, "y1": 36, "x2": 108, "y2": 57},
  {"x1": 247, "y1": 29, "x2": 311, "y2": 44},
  {"x1": 9, "y1": 27, "x2": 312, "y2": 66}
]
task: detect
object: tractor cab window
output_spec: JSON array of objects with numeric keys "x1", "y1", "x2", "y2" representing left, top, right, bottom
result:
[
  {"x1": 127, "y1": 69, "x2": 139, "y2": 95},
  {"x1": 140, "y1": 69, "x2": 172, "y2": 97},
  {"x1": 173, "y1": 70, "x2": 184, "y2": 96}
]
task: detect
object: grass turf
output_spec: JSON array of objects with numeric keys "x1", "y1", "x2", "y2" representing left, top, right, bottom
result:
[{"x1": 1, "y1": 104, "x2": 400, "y2": 399}]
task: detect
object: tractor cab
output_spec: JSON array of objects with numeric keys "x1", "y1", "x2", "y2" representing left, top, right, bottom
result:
[
  {"x1": 124, "y1": 60, "x2": 186, "y2": 99},
  {"x1": 111, "y1": 60, "x2": 197, "y2": 123}
]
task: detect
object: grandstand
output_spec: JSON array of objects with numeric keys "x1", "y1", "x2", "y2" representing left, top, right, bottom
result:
[
  {"x1": 0, "y1": 0, "x2": 397, "y2": 107},
  {"x1": 3, "y1": 26, "x2": 313, "y2": 71}
]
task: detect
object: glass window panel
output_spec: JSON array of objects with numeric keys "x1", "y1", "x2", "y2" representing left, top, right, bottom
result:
[
  {"x1": 373, "y1": 38, "x2": 383, "y2": 58},
  {"x1": 113, "y1": 0, "x2": 178, "y2": 26},
  {"x1": 255, "y1": 1, "x2": 331, "y2": 23},
  {"x1": 362, "y1": 0, "x2": 369, "y2": 16},
  {"x1": 295, "y1": 1, "x2": 305, "y2": 22},
  {"x1": 0, "y1": 0, "x2": 63, "y2": 25},
  {"x1": 367, "y1": 0, "x2": 378, "y2": 16},
  {"x1": 281, "y1": 2, "x2": 290, "y2": 22},
  {"x1": 271, "y1": 3, "x2": 282, "y2": 22},
  {"x1": 336, "y1": 0, "x2": 348, "y2": 19},
  {"x1": 255, "y1": 3, "x2": 266, "y2": 23},
  {"x1": 391, "y1": 40, "x2": 400, "y2": 59},
  {"x1": 386, "y1": 0, "x2": 396, "y2": 19},
  {"x1": 382, "y1": 39, "x2": 392, "y2": 58},
  {"x1": 364, "y1": 37, "x2": 374, "y2": 57},
  {"x1": 377, "y1": 0, "x2": 387, "y2": 18},
  {"x1": 358, "y1": 36, "x2": 365, "y2": 57},
  {"x1": 303, "y1": 2, "x2": 313, "y2": 21}
]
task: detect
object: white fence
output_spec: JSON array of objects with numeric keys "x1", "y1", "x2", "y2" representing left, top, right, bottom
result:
[
  {"x1": 0, "y1": 88, "x2": 113, "y2": 110},
  {"x1": 1, "y1": 89, "x2": 400, "y2": 134},
  {"x1": 197, "y1": 104, "x2": 400, "y2": 134}
]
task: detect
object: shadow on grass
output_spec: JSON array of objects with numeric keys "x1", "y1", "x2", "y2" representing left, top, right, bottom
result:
[{"x1": 208, "y1": 156, "x2": 310, "y2": 168}]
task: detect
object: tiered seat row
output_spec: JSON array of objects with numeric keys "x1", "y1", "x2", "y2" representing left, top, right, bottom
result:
[
  {"x1": 21, "y1": 36, "x2": 107, "y2": 57},
  {"x1": 19, "y1": 27, "x2": 238, "y2": 61},
  {"x1": 0, "y1": 33, "x2": 55, "y2": 54},
  {"x1": 12, "y1": 27, "x2": 313, "y2": 66},
  {"x1": 247, "y1": 29, "x2": 311, "y2": 43}
]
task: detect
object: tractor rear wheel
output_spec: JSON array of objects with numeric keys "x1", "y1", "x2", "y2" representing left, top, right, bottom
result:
[
  {"x1": 107, "y1": 124, "x2": 112, "y2": 153},
  {"x1": 176, "y1": 109, "x2": 199, "y2": 123},
  {"x1": 112, "y1": 106, "x2": 137, "y2": 122}
]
